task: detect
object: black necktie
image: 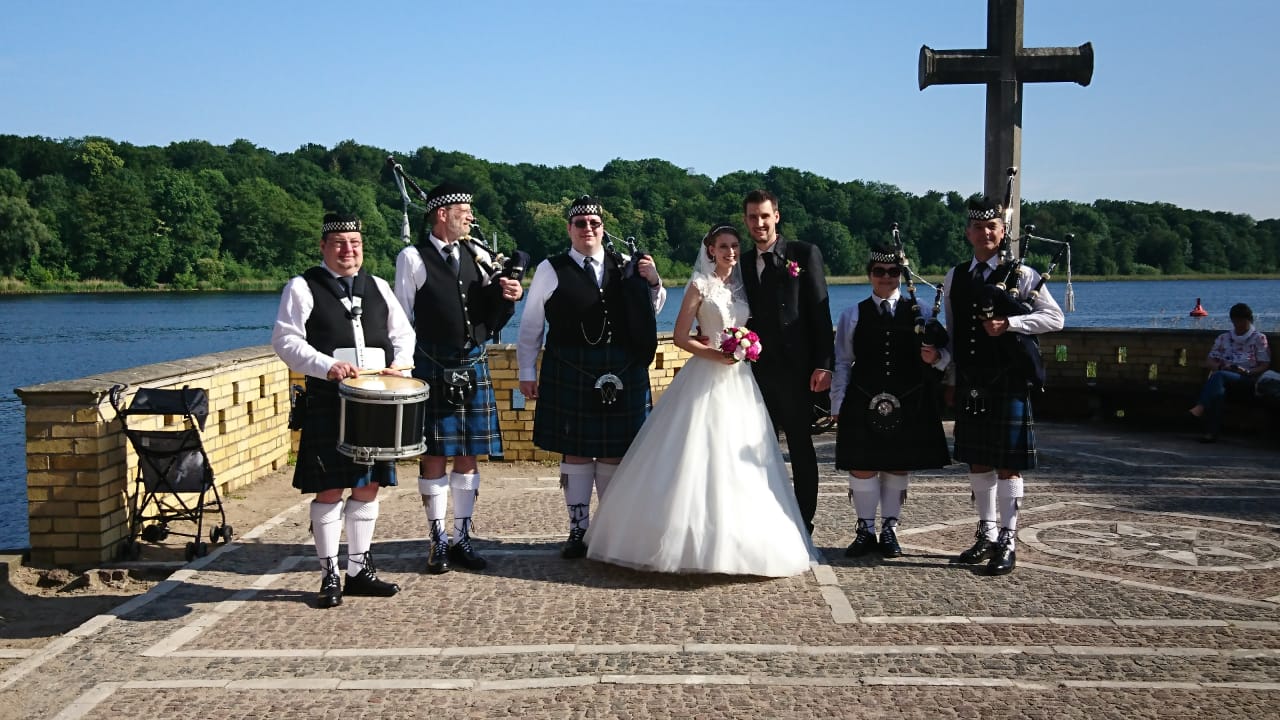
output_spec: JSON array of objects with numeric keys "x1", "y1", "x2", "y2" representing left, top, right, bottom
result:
[
  {"x1": 761, "y1": 251, "x2": 776, "y2": 280},
  {"x1": 337, "y1": 276, "x2": 352, "y2": 300},
  {"x1": 583, "y1": 257, "x2": 599, "y2": 287},
  {"x1": 442, "y1": 244, "x2": 458, "y2": 274},
  {"x1": 881, "y1": 299, "x2": 892, "y2": 318},
  {"x1": 972, "y1": 263, "x2": 987, "y2": 283}
]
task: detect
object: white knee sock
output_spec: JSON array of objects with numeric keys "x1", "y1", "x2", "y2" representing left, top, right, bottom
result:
[
  {"x1": 997, "y1": 475, "x2": 1024, "y2": 549},
  {"x1": 969, "y1": 471, "x2": 999, "y2": 540},
  {"x1": 879, "y1": 472, "x2": 909, "y2": 526},
  {"x1": 561, "y1": 461, "x2": 595, "y2": 531},
  {"x1": 594, "y1": 462, "x2": 618, "y2": 501},
  {"x1": 310, "y1": 499, "x2": 344, "y2": 572},
  {"x1": 419, "y1": 475, "x2": 450, "y2": 541},
  {"x1": 343, "y1": 498, "x2": 378, "y2": 576},
  {"x1": 450, "y1": 471, "x2": 479, "y2": 540},
  {"x1": 848, "y1": 474, "x2": 880, "y2": 526}
]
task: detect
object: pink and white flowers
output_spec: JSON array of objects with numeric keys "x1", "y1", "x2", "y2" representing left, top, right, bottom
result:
[
  {"x1": 786, "y1": 260, "x2": 801, "y2": 278},
  {"x1": 720, "y1": 327, "x2": 762, "y2": 362}
]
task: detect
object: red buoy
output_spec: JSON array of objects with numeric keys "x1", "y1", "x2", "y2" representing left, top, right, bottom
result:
[{"x1": 1190, "y1": 298, "x2": 1208, "y2": 317}]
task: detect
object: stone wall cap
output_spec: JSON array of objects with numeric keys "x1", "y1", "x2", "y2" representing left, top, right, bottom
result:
[{"x1": 15, "y1": 345, "x2": 276, "y2": 401}]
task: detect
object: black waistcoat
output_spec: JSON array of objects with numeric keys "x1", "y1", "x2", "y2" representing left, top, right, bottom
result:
[
  {"x1": 301, "y1": 267, "x2": 394, "y2": 373},
  {"x1": 544, "y1": 253, "x2": 627, "y2": 348},
  {"x1": 411, "y1": 243, "x2": 490, "y2": 349},
  {"x1": 851, "y1": 298, "x2": 924, "y2": 394},
  {"x1": 949, "y1": 262, "x2": 1015, "y2": 376}
]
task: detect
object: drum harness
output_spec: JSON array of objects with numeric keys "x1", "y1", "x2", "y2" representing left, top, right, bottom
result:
[{"x1": 289, "y1": 276, "x2": 371, "y2": 429}]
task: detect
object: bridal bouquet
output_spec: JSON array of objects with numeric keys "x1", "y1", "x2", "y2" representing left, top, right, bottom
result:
[{"x1": 720, "y1": 327, "x2": 762, "y2": 362}]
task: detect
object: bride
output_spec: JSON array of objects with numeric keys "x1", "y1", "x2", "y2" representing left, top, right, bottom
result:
[{"x1": 585, "y1": 225, "x2": 815, "y2": 576}]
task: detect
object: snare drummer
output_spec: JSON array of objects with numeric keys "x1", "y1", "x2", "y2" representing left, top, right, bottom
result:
[
  {"x1": 516, "y1": 195, "x2": 665, "y2": 559},
  {"x1": 272, "y1": 211, "x2": 414, "y2": 608},
  {"x1": 394, "y1": 183, "x2": 523, "y2": 574}
]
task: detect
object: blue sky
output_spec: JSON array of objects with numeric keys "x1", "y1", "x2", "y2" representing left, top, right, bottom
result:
[{"x1": 4, "y1": 1, "x2": 1278, "y2": 220}]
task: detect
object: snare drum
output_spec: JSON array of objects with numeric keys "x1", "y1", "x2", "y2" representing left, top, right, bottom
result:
[{"x1": 337, "y1": 376, "x2": 429, "y2": 465}]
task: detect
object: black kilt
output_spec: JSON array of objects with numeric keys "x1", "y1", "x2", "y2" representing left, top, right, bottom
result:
[
  {"x1": 533, "y1": 344, "x2": 651, "y2": 458},
  {"x1": 952, "y1": 373, "x2": 1038, "y2": 471},
  {"x1": 292, "y1": 381, "x2": 397, "y2": 494},
  {"x1": 835, "y1": 382, "x2": 951, "y2": 471},
  {"x1": 413, "y1": 343, "x2": 503, "y2": 458}
]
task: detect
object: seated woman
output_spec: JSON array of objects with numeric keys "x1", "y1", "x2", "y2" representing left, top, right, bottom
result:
[{"x1": 1189, "y1": 302, "x2": 1271, "y2": 442}]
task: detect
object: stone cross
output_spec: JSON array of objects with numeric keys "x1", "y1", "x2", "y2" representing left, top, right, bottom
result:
[{"x1": 919, "y1": 0, "x2": 1093, "y2": 236}]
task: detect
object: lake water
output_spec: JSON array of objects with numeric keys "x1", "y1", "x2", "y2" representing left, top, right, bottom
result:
[{"x1": 3, "y1": 278, "x2": 1278, "y2": 550}]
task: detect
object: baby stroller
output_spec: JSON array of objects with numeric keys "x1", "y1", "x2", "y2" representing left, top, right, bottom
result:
[{"x1": 110, "y1": 384, "x2": 233, "y2": 561}]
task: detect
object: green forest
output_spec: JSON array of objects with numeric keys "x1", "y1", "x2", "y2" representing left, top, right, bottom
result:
[{"x1": 1, "y1": 134, "x2": 1277, "y2": 290}]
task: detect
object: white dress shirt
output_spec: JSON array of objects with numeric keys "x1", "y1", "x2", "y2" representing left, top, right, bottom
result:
[
  {"x1": 272, "y1": 262, "x2": 415, "y2": 379},
  {"x1": 516, "y1": 249, "x2": 667, "y2": 382}
]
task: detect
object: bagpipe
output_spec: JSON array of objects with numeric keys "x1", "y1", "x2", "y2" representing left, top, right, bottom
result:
[
  {"x1": 386, "y1": 156, "x2": 530, "y2": 284},
  {"x1": 976, "y1": 167, "x2": 1075, "y2": 388},
  {"x1": 602, "y1": 229, "x2": 658, "y2": 367},
  {"x1": 890, "y1": 223, "x2": 949, "y2": 349}
]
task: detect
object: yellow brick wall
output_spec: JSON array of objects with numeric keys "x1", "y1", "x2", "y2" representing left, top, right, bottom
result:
[{"x1": 16, "y1": 346, "x2": 291, "y2": 566}]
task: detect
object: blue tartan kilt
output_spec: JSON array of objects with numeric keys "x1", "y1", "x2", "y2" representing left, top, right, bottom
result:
[
  {"x1": 292, "y1": 382, "x2": 398, "y2": 494},
  {"x1": 412, "y1": 343, "x2": 503, "y2": 458},
  {"x1": 952, "y1": 373, "x2": 1038, "y2": 471},
  {"x1": 533, "y1": 344, "x2": 651, "y2": 458}
]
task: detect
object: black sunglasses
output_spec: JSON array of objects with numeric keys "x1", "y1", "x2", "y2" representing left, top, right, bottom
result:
[
  {"x1": 870, "y1": 266, "x2": 902, "y2": 278},
  {"x1": 572, "y1": 219, "x2": 603, "y2": 230}
]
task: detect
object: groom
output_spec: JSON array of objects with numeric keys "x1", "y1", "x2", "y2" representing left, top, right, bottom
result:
[{"x1": 741, "y1": 189, "x2": 834, "y2": 534}]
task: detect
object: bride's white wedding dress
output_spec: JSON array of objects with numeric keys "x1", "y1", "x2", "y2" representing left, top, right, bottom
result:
[{"x1": 585, "y1": 270, "x2": 814, "y2": 576}]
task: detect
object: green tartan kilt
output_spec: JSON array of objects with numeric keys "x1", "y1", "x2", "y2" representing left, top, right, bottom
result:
[
  {"x1": 952, "y1": 373, "x2": 1038, "y2": 471},
  {"x1": 533, "y1": 344, "x2": 651, "y2": 458}
]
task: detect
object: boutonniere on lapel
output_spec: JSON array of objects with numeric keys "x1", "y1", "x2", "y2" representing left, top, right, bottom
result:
[{"x1": 786, "y1": 260, "x2": 801, "y2": 278}]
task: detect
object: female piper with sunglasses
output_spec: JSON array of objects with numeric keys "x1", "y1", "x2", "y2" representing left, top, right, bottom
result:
[{"x1": 829, "y1": 246, "x2": 951, "y2": 560}]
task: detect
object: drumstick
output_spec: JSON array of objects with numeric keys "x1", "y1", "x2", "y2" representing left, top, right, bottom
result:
[{"x1": 356, "y1": 365, "x2": 415, "y2": 376}]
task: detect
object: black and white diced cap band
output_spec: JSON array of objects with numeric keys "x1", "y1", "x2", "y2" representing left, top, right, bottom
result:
[
  {"x1": 424, "y1": 192, "x2": 473, "y2": 214},
  {"x1": 967, "y1": 206, "x2": 1002, "y2": 221},
  {"x1": 869, "y1": 249, "x2": 899, "y2": 264},
  {"x1": 321, "y1": 218, "x2": 362, "y2": 233},
  {"x1": 567, "y1": 197, "x2": 603, "y2": 219}
]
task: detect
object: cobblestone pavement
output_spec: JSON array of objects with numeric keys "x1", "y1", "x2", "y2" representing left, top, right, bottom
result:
[{"x1": 3, "y1": 423, "x2": 1278, "y2": 719}]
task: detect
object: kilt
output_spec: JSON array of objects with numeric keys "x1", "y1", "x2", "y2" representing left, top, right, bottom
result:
[
  {"x1": 292, "y1": 381, "x2": 397, "y2": 494},
  {"x1": 533, "y1": 344, "x2": 651, "y2": 458},
  {"x1": 835, "y1": 382, "x2": 951, "y2": 471},
  {"x1": 952, "y1": 373, "x2": 1038, "y2": 471},
  {"x1": 413, "y1": 342, "x2": 503, "y2": 458}
]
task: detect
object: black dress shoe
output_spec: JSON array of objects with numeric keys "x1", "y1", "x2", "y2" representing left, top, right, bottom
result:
[
  {"x1": 426, "y1": 539, "x2": 451, "y2": 574},
  {"x1": 987, "y1": 544, "x2": 1017, "y2": 576},
  {"x1": 317, "y1": 570, "x2": 343, "y2": 609},
  {"x1": 844, "y1": 521, "x2": 877, "y2": 558},
  {"x1": 447, "y1": 535, "x2": 488, "y2": 571},
  {"x1": 561, "y1": 527, "x2": 588, "y2": 559},
  {"x1": 344, "y1": 566, "x2": 400, "y2": 597},
  {"x1": 878, "y1": 524, "x2": 903, "y2": 558},
  {"x1": 987, "y1": 528, "x2": 1017, "y2": 575},
  {"x1": 956, "y1": 522, "x2": 997, "y2": 564}
]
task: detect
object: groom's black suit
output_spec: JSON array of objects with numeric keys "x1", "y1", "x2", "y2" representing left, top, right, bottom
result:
[{"x1": 743, "y1": 235, "x2": 834, "y2": 532}]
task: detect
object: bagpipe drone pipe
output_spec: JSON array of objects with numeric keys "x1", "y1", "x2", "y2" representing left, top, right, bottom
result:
[
  {"x1": 602, "y1": 230, "x2": 659, "y2": 368},
  {"x1": 891, "y1": 223, "x2": 950, "y2": 350}
]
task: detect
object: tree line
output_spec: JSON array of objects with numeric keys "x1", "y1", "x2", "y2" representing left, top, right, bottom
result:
[{"x1": 1, "y1": 134, "x2": 1277, "y2": 289}]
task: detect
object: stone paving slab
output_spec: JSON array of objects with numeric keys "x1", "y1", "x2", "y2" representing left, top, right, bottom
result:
[
  {"x1": 3, "y1": 422, "x2": 1279, "y2": 719},
  {"x1": 66, "y1": 684, "x2": 1280, "y2": 720}
]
